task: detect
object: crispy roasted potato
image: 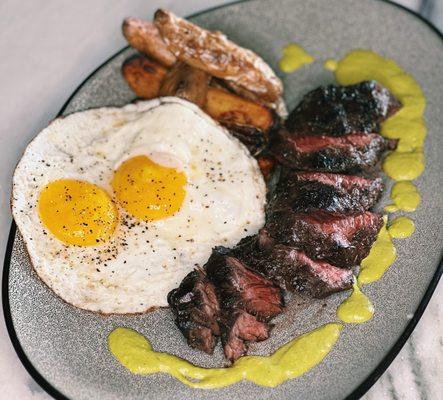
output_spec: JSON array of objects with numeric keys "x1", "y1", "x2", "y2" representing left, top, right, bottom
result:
[
  {"x1": 225, "y1": 124, "x2": 267, "y2": 156},
  {"x1": 121, "y1": 55, "x2": 167, "y2": 99},
  {"x1": 257, "y1": 156, "x2": 275, "y2": 180},
  {"x1": 159, "y1": 62, "x2": 210, "y2": 108},
  {"x1": 205, "y1": 88, "x2": 273, "y2": 132},
  {"x1": 223, "y1": 81, "x2": 288, "y2": 117},
  {"x1": 154, "y1": 9, "x2": 283, "y2": 104},
  {"x1": 122, "y1": 17, "x2": 177, "y2": 67}
]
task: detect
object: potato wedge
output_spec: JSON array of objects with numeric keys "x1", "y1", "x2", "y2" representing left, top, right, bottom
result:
[
  {"x1": 159, "y1": 62, "x2": 210, "y2": 108},
  {"x1": 205, "y1": 88, "x2": 273, "y2": 132},
  {"x1": 122, "y1": 17, "x2": 176, "y2": 67},
  {"x1": 223, "y1": 81, "x2": 287, "y2": 116},
  {"x1": 154, "y1": 9, "x2": 282, "y2": 104},
  {"x1": 225, "y1": 124, "x2": 267, "y2": 156},
  {"x1": 257, "y1": 156, "x2": 275, "y2": 180},
  {"x1": 121, "y1": 55, "x2": 167, "y2": 99}
]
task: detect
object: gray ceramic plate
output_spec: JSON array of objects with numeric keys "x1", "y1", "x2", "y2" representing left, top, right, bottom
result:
[{"x1": 3, "y1": 0, "x2": 443, "y2": 399}]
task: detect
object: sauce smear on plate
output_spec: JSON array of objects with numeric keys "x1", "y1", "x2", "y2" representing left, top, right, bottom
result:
[
  {"x1": 337, "y1": 280, "x2": 374, "y2": 324},
  {"x1": 109, "y1": 323, "x2": 342, "y2": 389}
]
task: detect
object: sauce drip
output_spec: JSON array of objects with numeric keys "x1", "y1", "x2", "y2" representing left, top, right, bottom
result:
[
  {"x1": 358, "y1": 217, "x2": 396, "y2": 285},
  {"x1": 109, "y1": 324, "x2": 342, "y2": 389},
  {"x1": 337, "y1": 280, "x2": 374, "y2": 324},
  {"x1": 388, "y1": 216, "x2": 415, "y2": 239},
  {"x1": 279, "y1": 44, "x2": 314, "y2": 73}
]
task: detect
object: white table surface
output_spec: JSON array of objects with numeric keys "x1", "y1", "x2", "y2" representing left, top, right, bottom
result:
[{"x1": 0, "y1": 1, "x2": 441, "y2": 399}]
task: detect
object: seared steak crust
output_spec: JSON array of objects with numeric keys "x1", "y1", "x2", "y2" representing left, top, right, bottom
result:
[
  {"x1": 269, "y1": 171, "x2": 383, "y2": 214},
  {"x1": 205, "y1": 248, "x2": 283, "y2": 320},
  {"x1": 204, "y1": 248, "x2": 284, "y2": 362},
  {"x1": 285, "y1": 81, "x2": 400, "y2": 136},
  {"x1": 233, "y1": 232, "x2": 353, "y2": 298},
  {"x1": 220, "y1": 310, "x2": 270, "y2": 362},
  {"x1": 271, "y1": 131, "x2": 396, "y2": 173},
  {"x1": 167, "y1": 269, "x2": 220, "y2": 354},
  {"x1": 169, "y1": 248, "x2": 283, "y2": 362},
  {"x1": 266, "y1": 210, "x2": 383, "y2": 267}
]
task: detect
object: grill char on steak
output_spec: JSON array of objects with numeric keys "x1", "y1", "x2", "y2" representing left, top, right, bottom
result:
[
  {"x1": 266, "y1": 210, "x2": 383, "y2": 267},
  {"x1": 233, "y1": 231, "x2": 353, "y2": 298},
  {"x1": 271, "y1": 131, "x2": 397, "y2": 173},
  {"x1": 269, "y1": 171, "x2": 384, "y2": 214},
  {"x1": 204, "y1": 247, "x2": 284, "y2": 362},
  {"x1": 168, "y1": 269, "x2": 220, "y2": 354},
  {"x1": 285, "y1": 81, "x2": 401, "y2": 136},
  {"x1": 169, "y1": 248, "x2": 284, "y2": 362}
]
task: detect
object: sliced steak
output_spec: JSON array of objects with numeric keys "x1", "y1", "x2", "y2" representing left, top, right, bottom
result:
[
  {"x1": 204, "y1": 247, "x2": 283, "y2": 362},
  {"x1": 234, "y1": 232, "x2": 353, "y2": 298},
  {"x1": 167, "y1": 269, "x2": 220, "y2": 354},
  {"x1": 221, "y1": 310, "x2": 270, "y2": 362},
  {"x1": 205, "y1": 248, "x2": 284, "y2": 320},
  {"x1": 271, "y1": 130, "x2": 396, "y2": 173},
  {"x1": 269, "y1": 171, "x2": 383, "y2": 214},
  {"x1": 285, "y1": 81, "x2": 401, "y2": 136},
  {"x1": 266, "y1": 210, "x2": 383, "y2": 267}
]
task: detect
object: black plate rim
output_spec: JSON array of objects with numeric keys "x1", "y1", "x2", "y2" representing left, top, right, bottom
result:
[{"x1": 2, "y1": 1, "x2": 442, "y2": 399}]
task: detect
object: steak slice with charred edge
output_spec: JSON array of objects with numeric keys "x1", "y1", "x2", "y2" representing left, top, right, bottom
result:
[
  {"x1": 269, "y1": 171, "x2": 383, "y2": 214},
  {"x1": 271, "y1": 130, "x2": 397, "y2": 173},
  {"x1": 204, "y1": 247, "x2": 283, "y2": 362},
  {"x1": 233, "y1": 231, "x2": 354, "y2": 298},
  {"x1": 168, "y1": 269, "x2": 220, "y2": 354},
  {"x1": 266, "y1": 210, "x2": 383, "y2": 267},
  {"x1": 221, "y1": 310, "x2": 270, "y2": 362},
  {"x1": 204, "y1": 248, "x2": 283, "y2": 320},
  {"x1": 285, "y1": 81, "x2": 401, "y2": 136}
]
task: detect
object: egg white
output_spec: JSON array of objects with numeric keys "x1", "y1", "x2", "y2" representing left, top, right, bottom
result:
[{"x1": 12, "y1": 98, "x2": 266, "y2": 313}]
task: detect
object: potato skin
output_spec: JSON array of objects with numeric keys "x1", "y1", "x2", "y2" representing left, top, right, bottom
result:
[
  {"x1": 205, "y1": 88, "x2": 273, "y2": 132},
  {"x1": 159, "y1": 62, "x2": 210, "y2": 108},
  {"x1": 122, "y1": 17, "x2": 177, "y2": 67},
  {"x1": 224, "y1": 124, "x2": 267, "y2": 157},
  {"x1": 154, "y1": 9, "x2": 282, "y2": 104},
  {"x1": 121, "y1": 55, "x2": 167, "y2": 99},
  {"x1": 257, "y1": 156, "x2": 276, "y2": 181}
]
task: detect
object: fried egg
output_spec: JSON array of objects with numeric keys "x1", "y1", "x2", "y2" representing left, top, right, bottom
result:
[{"x1": 12, "y1": 98, "x2": 266, "y2": 313}]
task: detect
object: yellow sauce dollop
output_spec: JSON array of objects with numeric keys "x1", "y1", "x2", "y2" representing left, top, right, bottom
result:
[
  {"x1": 109, "y1": 323, "x2": 342, "y2": 389},
  {"x1": 324, "y1": 59, "x2": 338, "y2": 71},
  {"x1": 390, "y1": 181, "x2": 421, "y2": 212},
  {"x1": 358, "y1": 217, "x2": 396, "y2": 285},
  {"x1": 388, "y1": 216, "x2": 415, "y2": 239},
  {"x1": 383, "y1": 150, "x2": 424, "y2": 181},
  {"x1": 279, "y1": 44, "x2": 314, "y2": 73},
  {"x1": 337, "y1": 280, "x2": 374, "y2": 324}
]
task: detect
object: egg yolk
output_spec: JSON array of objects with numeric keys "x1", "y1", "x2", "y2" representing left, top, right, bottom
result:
[
  {"x1": 112, "y1": 155, "x2": 186, "y2": 222},
  {"x1": 38, "y1": 179, "x2": 118, "y2": 246}
]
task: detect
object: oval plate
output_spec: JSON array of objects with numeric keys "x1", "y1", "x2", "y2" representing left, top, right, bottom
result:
[{"x1": 3, "y1": 0, "x2": 443, "y2": 399}]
